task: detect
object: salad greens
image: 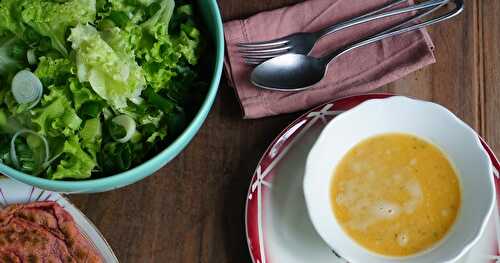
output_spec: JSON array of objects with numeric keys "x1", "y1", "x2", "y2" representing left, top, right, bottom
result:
[
  {"x1": 69, "y1": 23, "x2": 146, "y2": 109},
  {"x1": 0, "y1": 0, "x2": 206, "y2": 180}
]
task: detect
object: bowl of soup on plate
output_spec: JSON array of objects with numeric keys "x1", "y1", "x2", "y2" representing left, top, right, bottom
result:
[{"x1": 303, "y1": 96, "x2": 494, "y2": 263}]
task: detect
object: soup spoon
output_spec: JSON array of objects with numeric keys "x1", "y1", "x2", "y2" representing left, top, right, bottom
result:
[{"x1": 250, "y1": 0, "x2": 464, "y2": 92}]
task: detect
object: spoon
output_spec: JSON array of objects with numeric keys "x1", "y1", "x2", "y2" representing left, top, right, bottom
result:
[{"x1": 251, "y1": 0, "x2": 464, "y2": 92}]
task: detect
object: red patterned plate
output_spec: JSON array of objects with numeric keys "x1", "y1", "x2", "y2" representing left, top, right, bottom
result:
[{"x1": 245, "y1": 94, "x2": 500, "y2": 263}]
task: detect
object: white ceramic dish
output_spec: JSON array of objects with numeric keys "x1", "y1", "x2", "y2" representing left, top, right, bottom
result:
[
  {"x1": 0, "y1": 177, "x2": 118, "y2": 262},
  {"x1": 246, "y1": 94, "x2": 500, "y2": 263},
  {"x1": 303, "y1": 96, "x2": 495, "y2": 263}
]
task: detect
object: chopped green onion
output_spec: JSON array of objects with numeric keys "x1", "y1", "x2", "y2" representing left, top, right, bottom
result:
[
  {"x1": 108, "y1": 121, "x2": 126, "y2": 140},
  {"x1": 112, "y1": 115, "x2": 136, "y2": 143},
  {"x1": 0, "y1": 110, "x2": 7, "y2": 129},
  {"x1": 143, "y1": 88, "x2": 175, "y2": 113},
  {"x1": 62, "y1": 110, "x2": 83, "y2": 130},
  {"x1": 109, "y1": 11, "x2": 129, "y2": 28},
  {"x1": 100, "y1": 142, "x2": 132, "y2": 173},
  {"x1": 81, "y1": 118, "x2": 102, "y2": 142},
  {"x1": 130, "y1": 131, "x2": 142, "y2": 144},
  {"x1": 129, "y1": 96, "x2": 144, "y2": 105},
  {"x1": 10, "y1": 130, "x2": 49, "y2": 170},
  {"x1": 103, "y1": 108, "x2": 113, "y2": 120},
  {"x1": 27, "y1": 49, "x2": 37, "y2": 65},
  {"x1": 79, "y1": 101, "x2": 102, "y2": 119},
  {"x1": 11, "y1": 70, "x2": 43, "y2": 110},
  {"x1": 9, "y1": 44, "x2": 26, "y2": 60}
]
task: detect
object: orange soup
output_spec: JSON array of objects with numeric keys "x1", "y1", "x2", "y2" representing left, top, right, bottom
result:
[{"x1": 331, "y1": 133, "x2": 461, "y2": 256}]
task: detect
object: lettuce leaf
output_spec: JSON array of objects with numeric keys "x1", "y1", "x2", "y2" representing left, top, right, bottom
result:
[
  {"x1": 0, "y1": 0, "x2": 26, "y2": 38},
  {"x1": 20, "y1": 0, "x2": 97, "y2": 56},
  {"x1": 141, "y1": 0, "x2": 175, "y2": 36},
  {"x1": 99, "y1": 141, "x2": 132, "y2": 173},
  {"x1": 80, "y1": 118, "x2": 102, "y2": 161},
  {"x1": 69, "y1": 79, "x2": 106, "y2": 121},
  {"x1": 103, "y1": 0, "x2": 146, "y2": 25},
  {"x1": 32, "y1": 87, "x2": 82, "y2": 137},
  {"x1": 47, "y1": 135, "x2": 95, "y2": 180},
  {"x1": 69, "y1": 24, "x2": 146, "y2": 109},
  {"x1": 135, "y1": 5, "x2": 201, "y2": 93},
  {"x1": 0, "y1": 0, "x2": 206, "y2": 180},
  {"x1": 35, "y1": 58, "x2": 105, "y2": 117},
  {"x1": 0, "y1": 91, "x2": 33, "y2": 134},
  {"x1": 34, "y1": 57, "x2": 75, "y2": 87}
]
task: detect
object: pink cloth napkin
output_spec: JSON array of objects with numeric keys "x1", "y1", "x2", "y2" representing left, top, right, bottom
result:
[{"x1": 224, "y1": 0, "x2": 435, "y2": 119}]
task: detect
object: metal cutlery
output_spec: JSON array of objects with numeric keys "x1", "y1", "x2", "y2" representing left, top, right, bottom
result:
[
  {"x1": 238, "y1": 0, "x2": 449, "y2": 65},
  {"x1": 250, "y1": 0, "x2": 464, "y2": 91}
]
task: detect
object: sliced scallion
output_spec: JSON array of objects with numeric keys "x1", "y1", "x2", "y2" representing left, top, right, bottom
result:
[
  {"x1": 112, "y1": 115, "x2": 136, "y2": 143},
  {"x1": 11, "y1": 70, "x2": 43, "y2": 110},
  {"x1": 103, "y1": 108, "x2": 113, "y2": 120},
  {"x1": 27, "y1": 49, "x2": 37, "y2": 65},
  {"x1": 143, "y1": 87, "x2": 175, "y2": 113},
  {"x1": 10, "y1": 130, "x2": 49, "y2": 170}
]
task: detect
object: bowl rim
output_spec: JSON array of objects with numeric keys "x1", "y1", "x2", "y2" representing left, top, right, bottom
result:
[
  {"x1": 0, "y1": 0, "x2": 225, "y2": 193},
  {"x1": 303, "y1": 96, "x2": 495, "y2": 262}
]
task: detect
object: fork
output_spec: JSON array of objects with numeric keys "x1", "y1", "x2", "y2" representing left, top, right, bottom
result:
[
  {"x1": 238, "y1": 0, "x2": 449, "y2": 65},
  {"x1": 250, "y1": 0, "x2": 463, "y2": 90}
]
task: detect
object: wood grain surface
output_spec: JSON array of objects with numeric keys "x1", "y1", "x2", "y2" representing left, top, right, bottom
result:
[{"x1": 70, "y1": 1, "x2": 500, "y2": 262}]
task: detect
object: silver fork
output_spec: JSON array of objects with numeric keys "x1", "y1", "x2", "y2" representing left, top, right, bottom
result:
[
  {"x1": 250, "y1": 0, "x2": 464, "y2": 91},
  {"x1": 238, "y1": 0, "x2": 449, "y2": 65}
]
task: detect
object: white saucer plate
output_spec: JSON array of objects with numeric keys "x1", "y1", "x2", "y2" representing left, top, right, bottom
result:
[
  {"x1": 245, "y1": 94, "x2": 500, "y2": 263},
  {"x1": 0, "y1": 177, "x2": 119, "y2": 263}
]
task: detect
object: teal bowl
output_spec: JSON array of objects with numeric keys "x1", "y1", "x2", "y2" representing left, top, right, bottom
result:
[{"x1": 0, "y1": 0, "x2": 224, "y2": 193}]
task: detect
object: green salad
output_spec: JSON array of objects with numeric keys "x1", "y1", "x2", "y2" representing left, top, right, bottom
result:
[{"x1": 0, "y1": 0, "x2": 207, "y2": 180}]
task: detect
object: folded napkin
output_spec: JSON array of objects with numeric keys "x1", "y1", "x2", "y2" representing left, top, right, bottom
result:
[{"x1": 224, "y1": 0, "x2": 435, "y2": 119}]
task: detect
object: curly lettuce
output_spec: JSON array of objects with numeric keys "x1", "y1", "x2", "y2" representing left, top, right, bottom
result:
[
  {"x1": 0, "y1": 0, "x2": 25, "y2": 38},
  {"x1": 0, "y1": 0, "x2": 206, "y2": 180},
  {"x1": 48, "y1": 135, "x2": 96, "y2": 180},
  {"x1": 20, "y1": 0, "x2": 97, "y2": 56},
  {"x1": 141, "y1": 0, "x2": 175, "y2": 35},
  {"x1": 32, "y1": 87, "x2": 82, "y2": 137},
  {"x1": 35, "y1": 57, "x2": 75, "y2": 86},
  {"x1": 69, "y1": 24, "x2": 146, "y2": 109},
  {"x1": 136, "y1": 4, "x2": 202, "y2": 95}
]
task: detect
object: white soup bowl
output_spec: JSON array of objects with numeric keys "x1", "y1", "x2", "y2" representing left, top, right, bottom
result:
[{"x1": 303, "y1": 96, "x2": 495, "y2": 263}]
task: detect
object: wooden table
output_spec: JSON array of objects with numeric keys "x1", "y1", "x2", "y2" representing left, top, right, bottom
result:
[{"x1": 71, "y1": 1, "x2": 500, "y2": 262}]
